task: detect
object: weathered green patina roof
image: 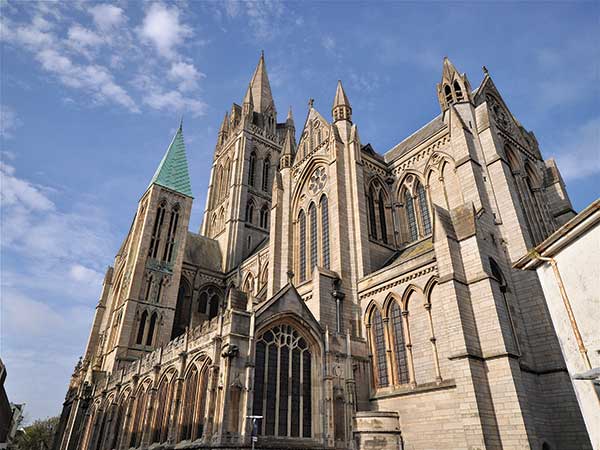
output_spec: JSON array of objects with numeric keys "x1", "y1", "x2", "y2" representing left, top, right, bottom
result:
[{"x1": 148, "y1": 124, "x2": 193, "y2": 197}]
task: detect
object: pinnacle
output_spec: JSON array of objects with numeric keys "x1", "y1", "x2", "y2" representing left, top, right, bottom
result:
[{"x1": 333, "y1": 80, "x2": 351, "y2": 108}]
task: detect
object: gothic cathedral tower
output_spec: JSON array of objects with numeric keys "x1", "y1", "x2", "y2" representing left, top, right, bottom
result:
[{"x1": 201, "y1": 53, "x2": 292, "y2": 272}]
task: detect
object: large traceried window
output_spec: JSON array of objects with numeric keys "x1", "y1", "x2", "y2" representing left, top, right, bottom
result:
[
  {"x1": 252, "y1": 324, "x2": 313, "y2": 438},
  {"x1": 320, "y1": 195, "x2": 330, "y2": 269},
  {"x1": 400, "y1": 179, "x2": 431, "y2": 244},
  {"x1": 249, "y1": 152, "x2": 257, "y2": 187},
  {"x1": 370, "y1": 308, "x2": 389, "y2": 387},
  {"x1": 298, "y1": 211, "x2": 306, "y2": 282},
  {"x1": 389, "y1": 301, "x2": 409, "y2": 385},
  {"x1": 309, "y1": 203, "x2": 318, "y2": 271}
]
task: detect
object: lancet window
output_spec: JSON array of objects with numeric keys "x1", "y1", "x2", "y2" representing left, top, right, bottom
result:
[
  {"x1": 298, "y1": 210, "x2": 306, "y2": 282},
  {"x1": 198, "y1": 285, "x2": 221, "y2": 320},
  {"x1": 152, "y1": 375, "x2": 175, "y2": 444},
  {"x1": 320, "y1": 195, "x2": 330, "y2": 269},
  {"x1": 246, "y1": 200, "x2": 255, "y2": 224},
  {"x1": 252, "y1": 324, "x2": 313, "y2": 438},
  {"x1": 367, "y1": 180, "x2": 390, "y2": 244},
  {"x1": 129, "y1": 384, "x2": 149, "y2": 447},
  {"x1": 249, "y1": 151, "x2": 257, "y2": 187},
  {"x1": 400, "y1": 179, "x2": 432, "y2": 244},
  {"x1": 262, "y1": 157, "x2": 270, "y2": 191},
  {"x1": 260, "y1": 204, "x2": 269, "y2": 229},
  {"x1": 369, "y1": 308, "x2": 388, "y2": 387},
  {"x1": 149, "y1": 201, "x2": 166, "y2": 258},
  {"x1": 162, "y1": 205, "x2": 179, "y2": 262},
  {"x1": 389, "y1": 301, "x2": 409, "y2": 385}
]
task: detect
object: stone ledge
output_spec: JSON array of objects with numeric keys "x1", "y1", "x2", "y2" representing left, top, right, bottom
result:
[{"x1": 370, "y1": 378, "x2": 456, "y2": 400}]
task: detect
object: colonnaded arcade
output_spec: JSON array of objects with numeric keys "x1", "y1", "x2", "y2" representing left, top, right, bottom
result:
[{"x1": 53, "y1": 54, "x2": 592, "y2": 450}]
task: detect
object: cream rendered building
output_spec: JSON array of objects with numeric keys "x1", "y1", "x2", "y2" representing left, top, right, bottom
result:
[{"x1": 53, "y1": 54, "x2": 592, "y2": 450}]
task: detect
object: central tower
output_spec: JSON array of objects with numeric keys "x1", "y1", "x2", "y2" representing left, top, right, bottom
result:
[{"x1": 201, "y1": 53, "x2": 292, "y2": 271}]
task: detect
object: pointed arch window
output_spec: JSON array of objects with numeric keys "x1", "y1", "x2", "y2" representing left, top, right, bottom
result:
[
  {"x1": 149, "y1": 202, "x2": 166, "y2": 258},
  {"x1": 320, "y1": 195, "x2": 330, "y2": 269},
  {"x1": 444, "y1": 84, "x2": 453, "y2": 104},
  {"x1": 453, "y1": 80, "x2": 463, "y2": 101},
  {"x1": 260, "y1": 204, "x2": 269, "y2": 229},
  {"x1": 144, "y1": 275, "x2": 153, "y2": 301},
  {"x1": 416, "y1": 183, "x2": 432, "y2": 236},
  {"x1": 404, "y1": 190, "x2": 418, "y2": 242},
  {"x1": 179, "y1": 364, "x2": 209, "y2": 442},
  {"x1": 262, "y1": 157, "x2": 270, "y2": 191},
  {"x1": 246, "y1": 200, "x2": 255, "y2": 224},
  {"x1": 146, "y1": 312, "x2": 157, "y2": 346},
  {"x1": 370, "y1": 308, "x2": 389, "y2": 387},
  {"x1": 136, "y1": 311, "x2": 147, "y2": 345},
  {"x1": 252, "y1": 324, "x2": 313, "y2": 438},
  {"x1": 378, "y1": 190, "x2": 388, "y2": 244},
  {"x1": 130, "y1": 386, "x2": 148, "y2": 448},
  {"x1": 249, "y1": 151, "x2": 257, "y2": 187},
  {"x1": 152, "y1": 378, "x2": 174, "y2": 444},
  {"x1": 309, "y1": 203, "x2": 318, "y2": 271},
  {"x1": 162, "y1": 206, "x2": 180, "y2": 262},
  {"x1": 367, "y1": 187, "x2": 377, "y2": 239},
  {"x1": 390, "y1": 301, "x2": 409, "y2": 384},
  {"x1": 298, "y1": 210, "x2": 306, "y2": 282}
]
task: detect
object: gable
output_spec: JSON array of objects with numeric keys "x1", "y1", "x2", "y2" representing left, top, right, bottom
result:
[{"x1": 255, "y1": 284, "x2": 323, "y2": 337}]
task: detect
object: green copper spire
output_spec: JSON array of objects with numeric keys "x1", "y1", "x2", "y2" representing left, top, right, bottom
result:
[{"x1": 148, "y1": 124, "x2": 193, "y2": 197}]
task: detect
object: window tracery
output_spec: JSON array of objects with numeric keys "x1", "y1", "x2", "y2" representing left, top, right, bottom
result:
[{"x1": 252, "y1": 324, "x2": 313, "y2": 438}]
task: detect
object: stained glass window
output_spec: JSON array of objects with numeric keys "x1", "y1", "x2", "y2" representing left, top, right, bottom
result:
[
  {"x1": 390, "y1": 302, "x2": 409, "y2": 385},
  {"x1": 320, "y1": 196, "x2": 330, "y2": 269},
  {"x1": 298, "y1": 211, "x2": 306, "y2": 281},
  {"x1": 405, "y1": 191, "x2": 418, "y2": 242},
  {"x1": 371, "y1": 309, "x2": 389, "y2": 387},
  {"x1": 367, "y1": 188, "x2": 377, "y2": 238},
  {"x1": 252, "y1": 325, "x2": 312, "y2": 438},
  {"x1": 309, "y1": 203, "x2": 317, "y2": 270},
  {"x1": 417, "y1": 183, "x2": 431, "y2": 236}
]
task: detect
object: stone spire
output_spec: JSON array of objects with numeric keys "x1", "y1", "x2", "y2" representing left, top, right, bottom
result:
[
  {"x1": 249, "y1": 51, "x2": 275, "y2": 113},
  {"x1": 242, "y1": 83, "x2": 254, "y2": 116},
  {"x1": 280, "y1": 125, "x2": 296, "y2": 169},
  {"x1": 332, "y1": 80, "x2": 352, "y2": 122},
  {"x1": 149, "y1": 123, "x2": 193, "y2": 197},
  {"x1": 441, "y1": 56, "x2": 459, "y2": 82},
  {"x1": 286, "y1": 106, "x2": 294, "y2": 127}
]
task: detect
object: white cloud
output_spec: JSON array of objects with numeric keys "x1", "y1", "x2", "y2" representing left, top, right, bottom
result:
[
  {"x1": 89, "y1": 4, "x2": 125, "y2": 31},
  {"x1": 0, "y1": 162, "x2": 54, "y2": 211},
  {"x1": 144, "y1": 89, "x2": 207, "y2": 117},
  {"x1": 69, "y1": 264, "x2": 104, "y2": 285},
  {"x1": 0, "y1": 104, "x2": 22, "y2": 139},
  {"x1": 66, "y1": 24, "x2": 104, "y2": 54},
  {"x1": 168, "y1": 61, "x2": 204, "y2": 92},
  {"x1": 139, "y1": 3, "x2": 192, "y2": 59},
  {"x1": 551, "y1": 116, "x2": 600, "y2": 181},
  {"x1": 221, "y1": 0, "x2": 284, "y2": 40}
]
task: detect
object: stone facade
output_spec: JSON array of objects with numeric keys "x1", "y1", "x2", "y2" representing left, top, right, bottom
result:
[{"x1": 53, "y1": 55, "x2": 592, "y2": 450}]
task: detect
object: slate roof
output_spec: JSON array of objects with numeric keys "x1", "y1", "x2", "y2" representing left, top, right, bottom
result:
[
  {"x1": 149, "y1": 125, "x2": 193, "y2": 197},
  {"x1": 384, "y1": 115, "x2": 446, "y2": 163}
]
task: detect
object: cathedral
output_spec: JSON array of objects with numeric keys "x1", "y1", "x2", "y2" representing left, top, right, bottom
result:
[{"x1": 53, "y1": 54, "x2": 592, "y2": 450}]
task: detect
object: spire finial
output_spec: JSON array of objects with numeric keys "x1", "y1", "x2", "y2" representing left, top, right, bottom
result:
[
  {"x1": 179, "y1": 116, "x2": 183, "y2": 131},
  {"x1": 482, "y1": 65, "x2": 489, "y2": 75},
  {"x1": 308, "y1": 98, "x2": 314, "y2": 108}
]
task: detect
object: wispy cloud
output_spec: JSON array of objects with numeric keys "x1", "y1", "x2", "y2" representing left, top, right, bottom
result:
[
  {"x1": 220, "y1": 0, "x2": 285, "y2": 40},
  {"x1": 550, "y1": 116, "x2": 600, "y2": 181},
  {"x1": 0, "y1": 104, "x2": 22, "y2": 139}
]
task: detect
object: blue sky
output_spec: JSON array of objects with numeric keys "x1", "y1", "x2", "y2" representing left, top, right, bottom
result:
[{"x1": 1, "y1": 0, "x2": 598, "y2": 422}]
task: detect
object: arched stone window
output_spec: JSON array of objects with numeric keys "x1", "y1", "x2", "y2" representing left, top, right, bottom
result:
[
  {"x1": 172, "y1": 278, "x2": 192, "y2": 339},
  {"x1": 444, "y1": 84, "x2": 453, "y2": 104},
  {"x1": 152, "y1": 374, "x2": 175, "y2": 444},
  {"x1": 320, "y1": 195, "x2": 330, "y2": 269},
  {"x1": 144, "y1": 275, "x2": 153, "y2": 301},
  {"x1": 309, "y1": 202, "x2": 318, "y2": 271},
  {"x1": 243, "y1": 273, "x2": 255, "y2": 298},
  {"x1": 111, "y1": 393, "x2": 129, "y2": 450},
  {"x1": 146, "y1": 312, "x2": 158, "y2": 346},
  {"x1": 149, "y1": 201, "x2": 167, "y2": 259},
  {"x1": 136, "y1": 311, "x2": 147, "y2": 345},
  {"x1": 389, "y1": 301, "x2": 409, "y2": 385},
  {"x1": 198, "y1": 285, "x2": 221, "y2": 320},
  {"x1": 245, "y1": 200, "x2": 255, "y2": 224},
  {"x1": 453, "y1": 80, "x2": 463, "y2": 101},
  {"x1": 252, "y1": 324, "x2": 313, "y2": 438},
  {"x1": 248, "y1": 151, "x2": 257, "y2": 187},
  {"x1": 221, "y1": 159, "x2": 231, "y2": 200},
  {"x1": 369, "y1": 308, "x2": 389, "y2": 388},
  {"x1": 129, "y1": 384, "x2": 149, "y2": 447},
  {"x1": 416, "y1": 183, "x2": 432, "y2": 236},
  {"x1": 179, "y1": 362, "x2": 210, "y2": 441},
  {"x1": 260, "y1": 204, "x2": 269, "y2": 229},
  {"x1": 262, "y1": 157, "x2": 270, "y2": 191},
  {"x1": 367, "y1": 187, "x2": 377, "y2": 239},
  {"x1": 404, "y1": 189, "x2": 418, "y2": 242},
  {"x1": 489, "y1": 258, "x2": 520, "y2": 354},
  {"x1": 93, "y1": 406, "x2": 108, "y2": 450},
  {"x1": 378, "y1": 190, "x2": 388, "y2": 244},
  {"x1": 298, "y1": 210, "x2": 306, "y2": 282},
  {"x1": 162, "y1": 205, "x2": 180, "y2": 262}
]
